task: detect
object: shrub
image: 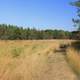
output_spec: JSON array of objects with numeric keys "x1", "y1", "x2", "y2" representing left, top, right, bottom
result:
[
  {"x1": 71, "y1": 41, "x2": 80, "y2": 52},
  {"x1": 59, "y1": 44, "x2": 70, "y2": 52}
]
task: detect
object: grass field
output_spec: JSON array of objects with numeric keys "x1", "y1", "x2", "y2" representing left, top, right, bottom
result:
[{"x1": 0, "y1": 40, "x2": 79, "y2": 80}]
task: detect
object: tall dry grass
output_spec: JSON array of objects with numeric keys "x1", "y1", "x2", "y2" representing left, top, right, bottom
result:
[
  {"x1": 0, "y1": 40, "x2": 78, "y2": 80},
  {"x1": 66, "y1": 47, "x2": 80, "y2": 75}
]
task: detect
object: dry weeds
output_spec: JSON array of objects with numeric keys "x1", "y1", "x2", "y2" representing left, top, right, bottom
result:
[
  {"x1": 66, "y1": 47, "x2": 80, "y2": 76},
  {"x1": 0, "y1": 40, "x2": 78, "y2": 80}
]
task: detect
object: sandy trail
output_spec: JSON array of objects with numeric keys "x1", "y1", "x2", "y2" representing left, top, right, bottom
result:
[{"x1": 31, "y1": 51, "x2": 78, "y2": 80}]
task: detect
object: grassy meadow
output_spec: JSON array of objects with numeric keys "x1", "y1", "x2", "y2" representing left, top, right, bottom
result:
[{"x1": 0, "y1": 40, "x2": 79, "y2": 80}]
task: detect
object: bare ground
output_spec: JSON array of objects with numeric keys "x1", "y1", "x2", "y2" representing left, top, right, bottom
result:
[{"x1": 31, "y1": 51, "x2": 78, "y2": 80}]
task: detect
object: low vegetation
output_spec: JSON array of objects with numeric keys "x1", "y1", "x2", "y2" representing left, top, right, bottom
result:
[
  {"x1": 66, "y1": 47, "x2": 80, "y2": 77},
  {"x1": 71, "y1": 41, "x2": 80, "y2": 51},
  {"x1": 0, "y1": 40, "x2": 79, "y2": 80},
  {"x1": 11, "y1": 47, "x2": 23, "y2": 58}
]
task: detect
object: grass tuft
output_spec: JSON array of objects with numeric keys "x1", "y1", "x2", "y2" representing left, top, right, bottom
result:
[{"x1": 11, "y1": 47, "x2": 23, "y2": 58}]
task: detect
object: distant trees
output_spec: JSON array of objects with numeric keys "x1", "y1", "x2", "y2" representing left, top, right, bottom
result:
[{"x1": 0, "y1": 24, "x2": 75, "y2": 40}]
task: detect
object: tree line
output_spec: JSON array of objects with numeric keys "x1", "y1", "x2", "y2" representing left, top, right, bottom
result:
[{"x1": 0, "y1": 24, "x2": 79, "y2": 40}]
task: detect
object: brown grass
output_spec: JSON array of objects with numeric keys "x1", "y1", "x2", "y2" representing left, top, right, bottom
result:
[
  {"x1": 0, "y1": 40, "x2": 78, "y2": 80},
  {"x1": 66, "y1": 47, "x2": 80, "y2": 75}
]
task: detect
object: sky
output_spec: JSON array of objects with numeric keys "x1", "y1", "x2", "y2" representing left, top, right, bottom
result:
[{"x1": 0, "y1": 0, "x2": 77, "y2": 31}]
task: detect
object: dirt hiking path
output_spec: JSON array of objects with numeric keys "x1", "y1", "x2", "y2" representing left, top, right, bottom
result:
[{"x1": 31, "y1": 51, "x2": 78, "y2": 80}]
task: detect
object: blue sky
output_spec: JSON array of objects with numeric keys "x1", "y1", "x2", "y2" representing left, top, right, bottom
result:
[{"x1": 0, "y1": 0, "x2": 76, "y2": 31}]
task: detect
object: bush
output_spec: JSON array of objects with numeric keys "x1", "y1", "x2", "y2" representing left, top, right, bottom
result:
[
  {"x1": 59, "y1": 44, "x2": 69, "y2": 49},
  {"x1": 71, "y1": 41, "x2": 80, "y2": 52}
]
